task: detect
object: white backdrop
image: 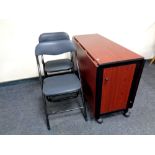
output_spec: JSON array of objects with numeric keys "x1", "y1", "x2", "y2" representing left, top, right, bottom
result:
[{"x1": 0, "y1": 0, "x2": 155, "y2": 82}]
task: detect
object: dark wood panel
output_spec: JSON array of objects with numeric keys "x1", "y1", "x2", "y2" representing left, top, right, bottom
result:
[
  {"x1": 100, "y1": 64, "x2": 136, "y2": 114},
  {"x1": 75, "y1": 41, "x2": 97, "y2": 115},
  {"x1": 74, "y1": 34, "x2": 143, "y2": 65},
  {"x1": 74, "y1": 34, "x2": 144, "y2": 119}
]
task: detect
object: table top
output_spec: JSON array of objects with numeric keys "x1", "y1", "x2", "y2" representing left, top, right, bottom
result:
[{"x1": 74, "y1": 34, "x2": 143, "y2": 65}]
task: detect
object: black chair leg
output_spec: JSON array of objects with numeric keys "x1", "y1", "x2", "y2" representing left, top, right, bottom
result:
[
  {"x1": 45, "y1": 111, "x2": 50, "y2": 130},
  {"x1": 44, "y1": 71, "x2": 48, "y2": 77},
  {"x1": 45, "y1": 112, "x2": 50, "y2": 130},
  {"x1": 80, "y1": 89, "x2": 88, "y2": 121},
  {"x1": 42, "y1": 94, "x2": 51, "y2": 130}
]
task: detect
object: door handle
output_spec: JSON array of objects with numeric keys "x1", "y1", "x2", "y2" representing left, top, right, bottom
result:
[{"x1": 105, "y1": 77, "x2": 109, "y2": 81}]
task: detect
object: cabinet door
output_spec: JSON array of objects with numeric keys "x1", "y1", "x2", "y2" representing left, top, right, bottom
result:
[{"x1": 100, "y1": 64, "x2": 136, "y2": 114}]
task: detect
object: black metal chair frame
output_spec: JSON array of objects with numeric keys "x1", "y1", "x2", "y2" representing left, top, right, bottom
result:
[{"x1": 35, "y1": 48, "x2": 87, "y2": 130}]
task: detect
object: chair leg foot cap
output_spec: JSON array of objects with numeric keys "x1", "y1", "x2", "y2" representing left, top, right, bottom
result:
[
  {"x1": 123, "y1": 111, "x2": 131, "y2": 117},
  {"x1": 96, "y1": 118, "x2": 103, "y2": 124}
]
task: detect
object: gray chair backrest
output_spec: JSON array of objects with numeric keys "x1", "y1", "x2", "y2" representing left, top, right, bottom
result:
[
  {"x1": 35, "y1": 40, "x2": 76, "y2": 56},
  {"x1": 39, "y1": 32, "x2": 70, "y2": 43}
]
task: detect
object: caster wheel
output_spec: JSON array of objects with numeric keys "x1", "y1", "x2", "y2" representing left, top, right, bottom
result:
[
  {"x1": 96, "y1": 118, "x2": 103, "y2": 124},
  {"x1": 123, "y1": 111, "x2": 131, "y2": 117}
]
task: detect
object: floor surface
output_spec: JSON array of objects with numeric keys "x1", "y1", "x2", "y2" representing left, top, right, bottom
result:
[{"x1": 0, "y1": 62, "x2": 155, "y2": 135}]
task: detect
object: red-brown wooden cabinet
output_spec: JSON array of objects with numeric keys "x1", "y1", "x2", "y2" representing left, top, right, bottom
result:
[{"x1": 73, "y1": 34, "x2": 145, "y2": 122}]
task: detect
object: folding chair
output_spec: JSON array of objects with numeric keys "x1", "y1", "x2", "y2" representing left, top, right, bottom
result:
[
  {"x1": 35, "y1": 40, "x2": 87, "y2": 130},
  {"x1": 38, "y1": 32, "x2": 74, "y2": 76}
]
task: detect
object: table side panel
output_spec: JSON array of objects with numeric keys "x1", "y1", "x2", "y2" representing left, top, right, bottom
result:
[{"x1": 75, "y1": 41, "x2": 97, "y2": 115}]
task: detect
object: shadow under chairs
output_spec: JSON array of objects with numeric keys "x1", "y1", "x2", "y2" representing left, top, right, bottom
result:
[{"x1": 35, "y1": 40, "x2": 87, "y2": 130}]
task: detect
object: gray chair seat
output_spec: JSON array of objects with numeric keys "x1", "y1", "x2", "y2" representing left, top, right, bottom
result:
[
  {"x1": 43, "y1": 74, "x2": 81, "y2": 96},
  {"x1": 45, "y1": 59, "x2": 73, "y2": 73}
]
